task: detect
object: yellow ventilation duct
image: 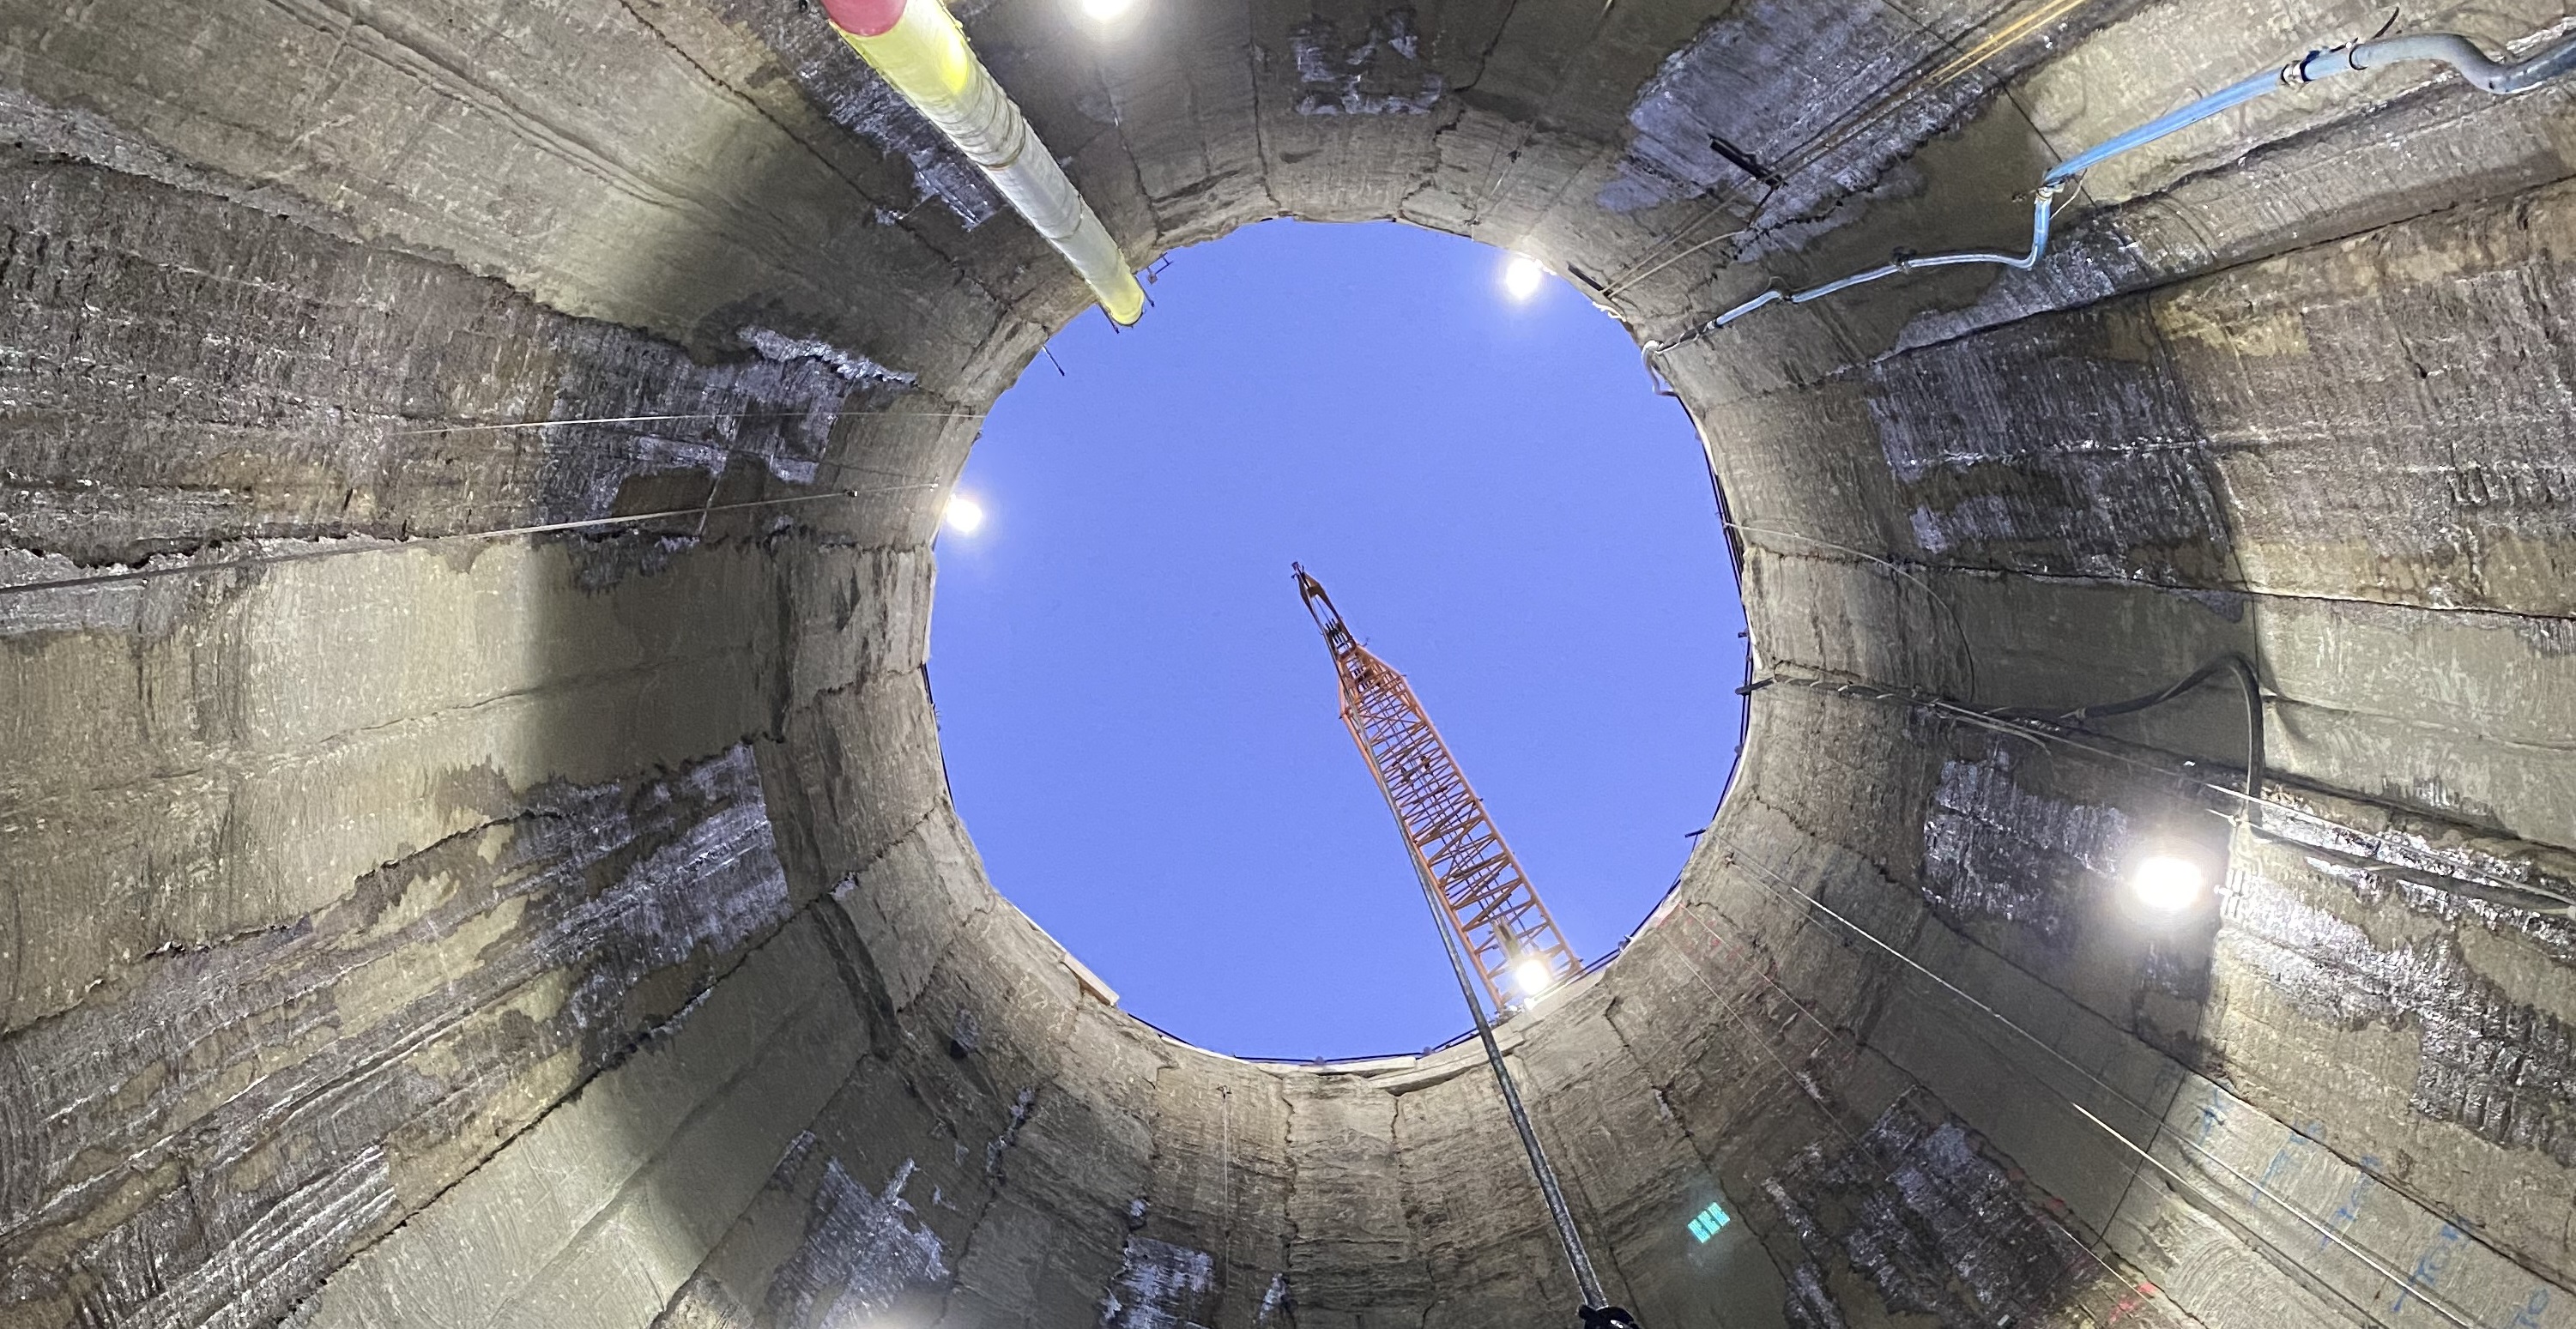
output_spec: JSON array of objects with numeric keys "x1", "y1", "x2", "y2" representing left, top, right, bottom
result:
[{"x1": 823, "y1": 0, "x2": 1146, "y2": 324}]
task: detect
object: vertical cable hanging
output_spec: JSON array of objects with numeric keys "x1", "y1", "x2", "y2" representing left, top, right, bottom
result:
[{"x1": 1293, "y1": 565, "x2": 1643, "y2": 1328}]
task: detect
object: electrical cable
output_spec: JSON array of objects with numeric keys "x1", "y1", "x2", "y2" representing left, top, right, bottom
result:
[
  {"x1": 1216, "y1": 1087, "x2": 1235, "y2": 1284},
  {"x1": 1986, "y1": 655, "x2": 2564, "y2": 912},
  {"x1": 0, "y1": 406, "x2": 979, "y2": 437},
  {"x1": 390, "y1": 407, "x2": 972, "y2": 486},
  {"x1": 1661, "y1": 910, "x2": 1864, "y2": 1143},
  {"x1": 1678, "y1": 650, "x2": 2573, "y2": 1318},
  {"x1": 2021, "y1": 659, "x2": 2576, "y2": 912},
  {"x1": 1664, "y1": 902, "x2": 2178, "y2": 1314},
  {"x1": 388, "y1": 409, "x2": 987, "y2": 436},
  {"x1": 1670, "y1": 880, "x2": 2422, "y2": 1329},
  {"x1": 487, "y1": 434, "x2": 941, "y2": 491},
  {"x1": 1601, "y1": 221, "x2": 1753, "y2": 304},
  {"x1": 1596, "y1": 0, "x2": 2075, "y2": 305},
  {"x1": 1701, "y1": 828, "x2": 2502, "y2": 1329},
  {"x1": 1775, "y1": 672, "x2": 2576, "y2": 913},
  {"x1": 6, "y1": 412, "x2": 962, "y2": 528},
  {"x1": 1718, "y1": 0, "x2": 2083, "y2": 257},
  {"x1": 1921, "y1": 0, "x2": 2095, "y2": 88},
  {"x1": 1646, "y1": 20, "x2": 2576, "y2": 348},
  {"x1": 1718, "y1": 521, "x2": 1980, "y2": 697},
  {"x1": 0, "y1": 486, "x2": 933, "y2": 599},
  {"x1": 1650, "y1": 181, "x2": 2067, "y2": 347},
  {"x1": 1630, "y1": 14, "x2": 2574, "y2": 1277},
  {"x1": 1998, "y1": 651, "x2": 2264, "y2": 809}
]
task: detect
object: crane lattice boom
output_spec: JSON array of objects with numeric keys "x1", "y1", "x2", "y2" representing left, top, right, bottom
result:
[{"x1": 1295, "y1": 565, "x2": 1580, "y2": 1013}]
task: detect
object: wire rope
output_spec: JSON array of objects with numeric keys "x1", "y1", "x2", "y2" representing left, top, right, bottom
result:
[
  {"x1": 1701, "y1": 826, "x2": 2502, "y2": 1329},
  {"x1": 0, "y1": 486, "x2": 932, "y2": 599},
  {"x1": 1666, "y1": 901, "x2": 2164, "y2": 1308},
  {"x1": 388, "y1": 409, "x2": 986, "y2": 435},
  {"x1": 1771, "y1": 674, "x2": 2574, "y2": 912},
  {"x1": 1719, "y1": 521, "x2": 1981, "y2": 696}
]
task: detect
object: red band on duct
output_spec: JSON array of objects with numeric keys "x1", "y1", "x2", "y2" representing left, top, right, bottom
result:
[{"x1": 821, "y1": 0, "x2": 906, "y2": 36}]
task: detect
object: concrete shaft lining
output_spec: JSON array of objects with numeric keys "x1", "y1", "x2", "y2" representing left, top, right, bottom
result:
[{"x1": 0, "y1": 0, "x2": 2571, "y2": 1325}]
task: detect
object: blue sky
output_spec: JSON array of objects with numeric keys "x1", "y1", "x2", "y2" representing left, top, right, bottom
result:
[{"x1": 928, "y1": 219, "x2": 1745, "y2": 1060}]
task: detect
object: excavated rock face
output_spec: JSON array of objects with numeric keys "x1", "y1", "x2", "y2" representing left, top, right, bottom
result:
[{"x1": 1, "y1": 0, "x2": 2570, "y2": 1325}]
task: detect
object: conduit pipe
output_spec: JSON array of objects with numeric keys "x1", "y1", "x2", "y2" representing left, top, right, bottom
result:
[
  {"x1": 1692, "y1": 184, "x2": 2067, "y2": 330},
  {"x1": 1651, "y1": 21, "x2": 2576, "y2": 345},
  {"x1": 822, "y1": 0, "x2": 1146, "y2": 324}
]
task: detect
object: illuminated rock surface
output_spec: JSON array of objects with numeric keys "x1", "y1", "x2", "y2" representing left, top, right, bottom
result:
[{"x1": 1, "y1": 0, "x2": 2572, "y2": 1325}]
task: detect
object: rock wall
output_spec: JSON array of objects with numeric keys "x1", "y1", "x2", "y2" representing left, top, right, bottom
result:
[{"x1": 1, "y1": 0, "x2": 2571, "y2": 1323}]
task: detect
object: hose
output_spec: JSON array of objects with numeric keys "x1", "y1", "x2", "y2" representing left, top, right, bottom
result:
[{"x1": 1649, "y1": 21, "x2": 2576, "y2": 349}]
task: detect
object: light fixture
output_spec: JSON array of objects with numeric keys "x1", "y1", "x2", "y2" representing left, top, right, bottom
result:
[
  {"x1": 943, "y1": 492, "x2": 986, "y2": 535},
  {"x1": 1515, "y1": 956, "x2": 1554, "y2": 997},
  {"x1": 1503, "y1": 254, "x2": 1545, "y2": 300},
  {"x1": 1078, "y1": 0, "x2": 1134, "y2": 21},
  {"x1": 1687, "y1": 1200, "x2": 1731, "y2": 1242},
  {"x1": 2130, "y1": 854, "x2": 2206, "y2": 912}
]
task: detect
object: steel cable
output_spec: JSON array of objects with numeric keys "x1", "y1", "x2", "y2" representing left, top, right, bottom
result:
[{"x1": 0, "y1": 485, "x2": 933, "y2": 600}]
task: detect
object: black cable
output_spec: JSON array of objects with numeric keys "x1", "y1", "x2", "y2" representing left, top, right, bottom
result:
[
  {"x1": 1999, "y1": 651, "x2": 2264, "y2": 812},
  {"x1": 1986, "y1": 655, "x2": 2569, "y2": 907},
  {"x1": 1781, "y1": 667, "x2": 2576, "y2": 914}
]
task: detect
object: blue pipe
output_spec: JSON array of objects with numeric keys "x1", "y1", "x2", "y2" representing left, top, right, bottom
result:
[
  {"x1": 2300, "y1": 30, "x2": 2576, "y2": 94},
  {"x1": 1650, "y1": 22, "x2": 2576, "y2": 348},
  {"x1": 2041, "y1": 69, "x2": 2281, "y2": 183},
  {"x1": 1696, "y1": 183, "x2": 2065, "y2": 330}
]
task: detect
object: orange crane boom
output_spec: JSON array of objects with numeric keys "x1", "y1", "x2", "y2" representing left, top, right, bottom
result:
[{"x1": 1294, "y1": 565, "x2": 1581, "y2": 1014}]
